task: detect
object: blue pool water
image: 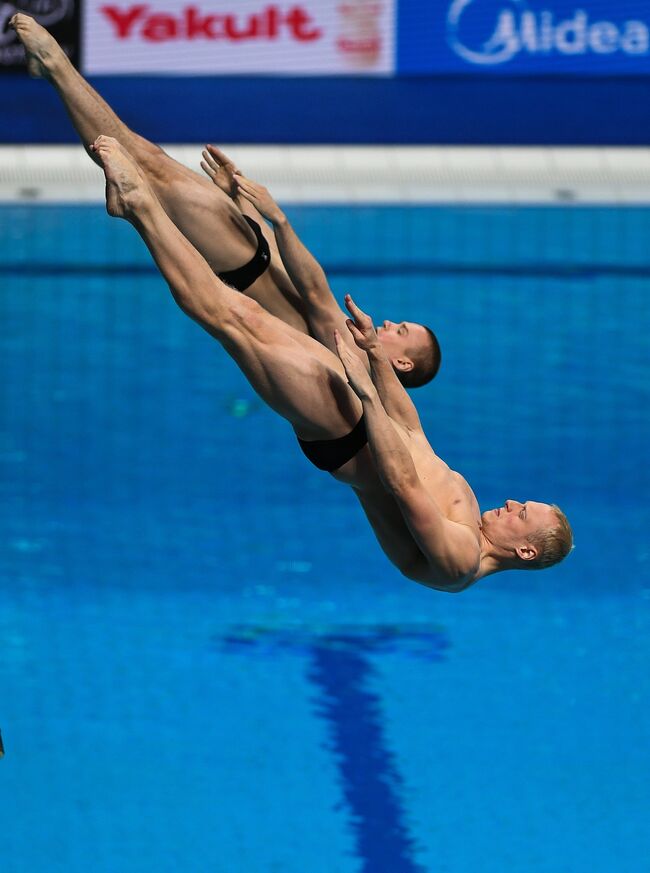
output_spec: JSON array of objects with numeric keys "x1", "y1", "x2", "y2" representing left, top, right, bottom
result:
[{"x1": 1, "y1": 204, "x2": 649, "y2": 873}]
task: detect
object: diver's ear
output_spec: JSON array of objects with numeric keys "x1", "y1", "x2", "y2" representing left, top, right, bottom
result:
[
  {"x1": 516, "y1": 544, "x2": 538, "y2": 563},
  {"x1": 392, "y1": 357, "x2": 414, "y2": 374}
]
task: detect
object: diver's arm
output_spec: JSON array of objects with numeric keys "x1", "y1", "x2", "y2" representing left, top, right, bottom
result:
[
  {"x1": 343, "y1": 295, "x2": 421, "y2": 431},
  {"x1": 232, "y1": 175, "x2": 349, "y2": 342},
  {"x1": 360, "y1": 399, "x2": 477, "y2": 589},
  {"x1": 200, "y1": 147, "x2": 336, "y2": 312},
  {"x1": 269, "y1": 214, "x2": 334, "y2": 309}
]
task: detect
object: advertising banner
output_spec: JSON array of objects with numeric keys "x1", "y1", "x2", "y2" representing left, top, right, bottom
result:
[
  {"x1": 83, "y1": 0, "x2": 396, "y2": 75},
  {"x1": 0, "y1": 0, "x2": 79, "y2": 70},
  {"x1": 398, "y1": 0, "x2": 650, "y2": 74}
]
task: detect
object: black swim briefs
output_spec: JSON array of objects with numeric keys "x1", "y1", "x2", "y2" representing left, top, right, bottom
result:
[
  {"x1": 218, "y1": 215, "x2": 271, "y2": 292},
  {"x1": 297, "y1": 416, "x2": 368, "y2": 472}
]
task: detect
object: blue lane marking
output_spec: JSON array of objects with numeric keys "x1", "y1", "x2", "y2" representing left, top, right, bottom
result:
[
  {"x1": 217, "y1": 623, "x2": 449, "y2": 873},
  {"x1": 1, "y1": 262, "x2": 649, "y2": 278}
]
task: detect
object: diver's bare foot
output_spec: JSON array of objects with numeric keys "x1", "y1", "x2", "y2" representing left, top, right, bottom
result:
[
  {"x1": 9, "y1": 13, "x2": 66, "y2": 79},
  {"x1": 91, "y1": 136, "x2": 151, "y2": 220}
]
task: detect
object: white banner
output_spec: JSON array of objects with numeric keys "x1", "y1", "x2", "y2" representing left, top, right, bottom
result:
[{"x1": 82, "y1": 0, "x2": 395, "y2": 74}]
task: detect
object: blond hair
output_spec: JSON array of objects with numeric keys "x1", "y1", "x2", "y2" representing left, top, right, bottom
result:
[{"x1": 523, "y1": 505, "x2": 574, "y2": 570}]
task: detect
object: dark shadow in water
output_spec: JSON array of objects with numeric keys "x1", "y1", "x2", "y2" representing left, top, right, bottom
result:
[{"x1": 215, "y1": 623, "x2": 449, "y2": 873}]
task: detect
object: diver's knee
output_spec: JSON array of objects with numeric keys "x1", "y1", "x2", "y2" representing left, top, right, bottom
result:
[
  {"x1": 232, "y1": 294, "x2": 265, "y2": 329},
  {"x1": 134, "y1": 140, "x2": 175, "y2": 182}
]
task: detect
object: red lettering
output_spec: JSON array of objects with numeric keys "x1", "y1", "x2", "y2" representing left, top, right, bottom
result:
[
  {"x1": 100, "y1": 5, "x2": 148, "y2": 38},
  {"x1": 223, "y1": 13, "x2": 259, "y2": 40},
  {"x1": 260, "y1": 6, "x2": 281, "y2": 39},
  {"x1": 100, "y1": 3, "x2": 323, "y2": 43},
  {"x1": 264, "y1": 6, "x2": 279, "y2": 38},
  {"x1": 185, "y1": 7, "x2": 219, "y2": 38},
  {"x1": 284, "y1": 7, "x2": 321, "y2": 41},
  {"x1": 142, "y1": 13, "x2": 177, "y2": 41}
]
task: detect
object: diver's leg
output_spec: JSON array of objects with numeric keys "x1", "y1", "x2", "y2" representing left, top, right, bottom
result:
[
  {"x1": 11, "y1": 12, "x2": 255, "y2": 272},
  {"x1": 11, "y1": 12, "x2": 311, "y2": 328},
  {"x1": 94, "y1": 136, "x2": 361, "y2": 440},
  {"x1": 10, "y1": 14, "x2": 185, "y2": 176}
]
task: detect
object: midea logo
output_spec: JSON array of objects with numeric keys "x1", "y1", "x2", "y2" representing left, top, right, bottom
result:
[{"x1": 447, "y1": 0, "x2": 649, "y2": 65}]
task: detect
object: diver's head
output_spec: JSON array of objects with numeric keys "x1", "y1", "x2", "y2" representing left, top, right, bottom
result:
[
  {"x1": 376, "y1": 320, "x2": 441, "y2": 388},
  {"x1": 480, "y1": 500, "x2": 573, "y2": 570}
]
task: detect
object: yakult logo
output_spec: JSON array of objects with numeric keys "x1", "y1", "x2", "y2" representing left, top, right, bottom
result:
[
  {"x1": 99, "y1": 3, "x2": 321, "y2": 41},
  {"x1": 84, "y1": 0, "x2": 394, "y2": 75},
  {"x1": 447, "y1": 0, "x2": 649, "y2": 66}
]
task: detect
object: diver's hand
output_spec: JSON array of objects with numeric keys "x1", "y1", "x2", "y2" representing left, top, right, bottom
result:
[
  {"x1": 232, "y1": 174, "x2": 285, "y2": 225},
  {"x1": 200, "y1": 145, "x2": 240, "y2": 197},
  {"x1": 334, "y1": 329, "x2": 376, "y2": 401},
  {"x1": 343, "y1": 294, "x2": 381, "y2": 354}
]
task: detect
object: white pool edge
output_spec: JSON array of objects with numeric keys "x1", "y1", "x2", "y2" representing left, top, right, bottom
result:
[{"x1": 1, "y1": 145, "x2": 650, "y2": 204}]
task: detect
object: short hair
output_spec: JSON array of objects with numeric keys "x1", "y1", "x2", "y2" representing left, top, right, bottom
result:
[
  {"x1": 522, "y1": 505, "x2": 574, "y2": 571},
  {"x1": 397, "y1": 326, "x2": 441, "y2": 389}
]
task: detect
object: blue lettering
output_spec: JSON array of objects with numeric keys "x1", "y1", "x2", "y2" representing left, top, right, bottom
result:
[{"x1": 448, "y1": 1, "x2": 650, "y2": 66}]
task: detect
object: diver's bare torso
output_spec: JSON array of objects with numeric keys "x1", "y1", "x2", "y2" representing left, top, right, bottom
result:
[{"x1": 329, "y1": 420, "x2": 483, "y2": 592}]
